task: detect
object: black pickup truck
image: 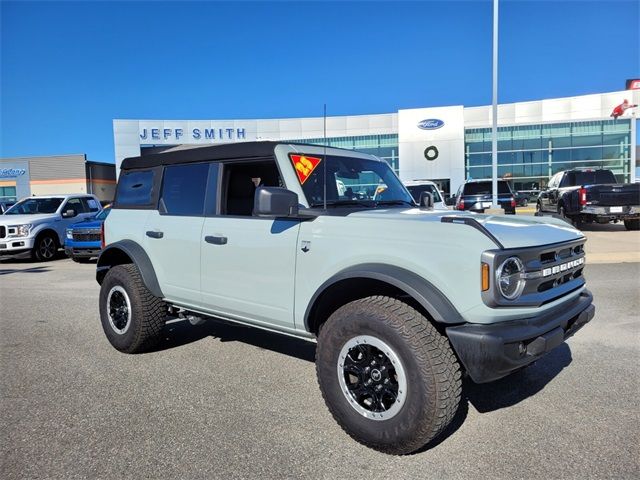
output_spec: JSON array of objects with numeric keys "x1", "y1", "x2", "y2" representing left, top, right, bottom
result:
[{"x1": 536, "y1": 168, "x2": 640, "y2": 230}]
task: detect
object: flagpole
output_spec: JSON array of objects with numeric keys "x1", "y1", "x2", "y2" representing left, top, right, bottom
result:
[{"x1": 491, "y1": 0, "x2": 499, "y2": 209}]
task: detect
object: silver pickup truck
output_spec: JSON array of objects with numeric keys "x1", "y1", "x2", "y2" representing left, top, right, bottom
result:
[
  {"x1": 96, "y1": 141, "x2": 594, "y2": 454},
  {"x1": 1, "y1": 194, "x2": 102, "y2": 260}
]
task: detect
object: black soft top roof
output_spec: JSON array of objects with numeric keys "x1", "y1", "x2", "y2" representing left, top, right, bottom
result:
[{"x1": 120, "y1": 141, "x2": 289, "y2": 170}]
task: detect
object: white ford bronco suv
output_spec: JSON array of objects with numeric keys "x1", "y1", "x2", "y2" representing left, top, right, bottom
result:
[
  {"x1": 97, "y1": 142, "x2": 594, "y2": 454},
  {"x1": 1, "y1": 194, "x2": 102, "y2": 260}
]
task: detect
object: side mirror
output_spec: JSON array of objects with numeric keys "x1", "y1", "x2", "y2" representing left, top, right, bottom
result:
[
  {"x1": 62, "y1": 209, "x2": 77, "y2": 218},
  {"x1": 419, "y1": 192, "x2": 434, "y2": 209},
  {"x1": 445, "y1": 197, "x2": 457, "y2": 206},
  {"x1": 254, "y1": 187, "x2": 299, "y2": 217}
]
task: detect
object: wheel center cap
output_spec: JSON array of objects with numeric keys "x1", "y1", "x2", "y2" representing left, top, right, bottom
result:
[{"x1": 370, "y1": 369, "x2": 382, "y2": 382}]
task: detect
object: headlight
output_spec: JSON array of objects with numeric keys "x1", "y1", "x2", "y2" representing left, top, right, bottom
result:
[
  {"x1": 8, "y1": 224, "x2": 32, "y2": 237},
  {"x1": 496, "y1": 256, "x2": 525, "y2": 300},
  {"x1": 66, "y1": 229, "x2": 73, "y2": 240}
]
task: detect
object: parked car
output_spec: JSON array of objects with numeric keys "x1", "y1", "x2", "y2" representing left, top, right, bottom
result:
[
  {"x1": 402, "y1": 180, "x2": 448, "y2": 210},
  {"x1": 65, "y1": 206, "x2": 111, "y2": 262},
  {"x1": 514, "y1": 191, "x2": 530, "y2": 207},
  {"x1": 0, "y1": 194, "x2": 102, "y2": 260},
  {"x1": 536, "y1": 168, "x2": 640, "y2": 230},
  {"x1": 97, "y1": 141, "x2": 593, "y2": 455},
  {"x1": 0, "y1": 201, "x2": 16, "y2": 214},
  {"x1": 449, "y1": 179, "x2": 516, "y2": 214}
]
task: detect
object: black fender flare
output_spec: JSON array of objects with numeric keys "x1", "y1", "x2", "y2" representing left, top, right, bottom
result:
[
  {"x1": 304, "y1": 263, "x2": 464, "y2": 331},
  {"x1": 96, "y1": 240, "x2": 164, "y2": 298}
]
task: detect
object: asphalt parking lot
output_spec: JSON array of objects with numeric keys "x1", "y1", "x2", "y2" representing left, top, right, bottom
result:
[{"x1": 1, "y1": 226, "x2": 639, "y2": 479}]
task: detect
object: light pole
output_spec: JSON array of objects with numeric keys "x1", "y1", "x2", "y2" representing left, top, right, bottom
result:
[{"x1": 491, "y1": 0, "x2": 499, "y2": 208}]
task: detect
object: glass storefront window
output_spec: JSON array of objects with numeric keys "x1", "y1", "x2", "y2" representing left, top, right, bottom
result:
[{"x1": 465, "y1": 118, "x2": 632, "y2": 187}]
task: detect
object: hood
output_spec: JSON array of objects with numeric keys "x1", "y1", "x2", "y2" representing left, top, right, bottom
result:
[
  {"x1": 347, "y1": 208, "x2": 583, "y2": 249},
  {"x1": 69, "y1": 218, "x2": 103, "y2": 230},
  {"x1": 0, "y1": 213, "x2": 59, "y2": 225}
]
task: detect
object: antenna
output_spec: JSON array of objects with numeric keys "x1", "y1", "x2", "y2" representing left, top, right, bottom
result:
[{"x1": 323, "y1": 103, "x2": 327, "y2": 211}]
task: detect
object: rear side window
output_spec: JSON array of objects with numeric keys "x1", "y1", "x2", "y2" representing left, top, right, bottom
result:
[
  {"x1": 160, "y1": 163, "x2": 210, "y2": 216},
  {"x1": 81, "y1": 197, "x2": 101, "y2": 212},
  {"x1": 463, "y1": 181, "x2": 511, "y2": 195},
  {"x1": 116, "y1": 170, "x2": 155, "y2": 206},
  {"x1": 572, "y1": 170, "x2": 616, "y2": 186}
]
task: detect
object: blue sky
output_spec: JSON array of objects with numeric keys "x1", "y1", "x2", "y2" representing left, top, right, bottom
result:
[{"x1": 1, "y1": 0, "x2": 639, "y2": 162}]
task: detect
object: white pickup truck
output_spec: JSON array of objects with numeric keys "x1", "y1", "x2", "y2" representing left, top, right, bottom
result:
[{"x1": 0, "y1": 194, "x2": 102, "y2": 260}]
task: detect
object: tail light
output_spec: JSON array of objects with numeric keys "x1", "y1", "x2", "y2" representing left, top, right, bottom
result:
[
  {"x1": 579, "y1": 188, "x2": 587, "y2": 206},
  {"x1": 457, "y1": 198, "x2": 465, "y2": 210},
  {"x1": 101, "y1": 222, "x2": 105, "y2": 249},
  {"x1": 510, "y1": 197, "x2": 516, "y2": 208}
]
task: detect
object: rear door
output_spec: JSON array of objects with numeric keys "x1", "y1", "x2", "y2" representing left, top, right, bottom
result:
[{"x1": 143, "y1": 162, "x2": 212, "y2": 306}]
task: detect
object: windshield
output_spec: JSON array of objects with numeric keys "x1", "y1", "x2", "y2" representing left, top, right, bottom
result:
[
  {"x1": 4, "y1": 197, "x2": 64, "y2": 215},
  {"x1": 463, "y1": 181, "x2": 511, "y2": 195},
  {"x1": 95, "y1": 207, "x2": 111, "y2": 220},
  {"x1": 405, "y1": 184, "x2": 443, "y2": 203},
  {"x1": 296, "y1": 154, "x2": 414, "y2": 207}
]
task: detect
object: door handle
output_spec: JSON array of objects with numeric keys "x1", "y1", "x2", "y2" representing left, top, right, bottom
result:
[
  {"x1": 146, "y1": 231, "x2": 164, "y2": 239},
  {"x1": 205, "y1": 235, "x2": 227, "y2": 245}
]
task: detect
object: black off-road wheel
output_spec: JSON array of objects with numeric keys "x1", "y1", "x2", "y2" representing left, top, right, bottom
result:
[
  {"x1": 99, "y1": 264, "x2": 168, "y2": 353},
  {"x1": 316, "y1": 296, "x2": 462, "y2": 455},
  {"x1": 624, "y1": 219, "x2": 639, "y2": 231},
  {"x1": 31, "y1": 232, "x2": 58, "y2": 261}
]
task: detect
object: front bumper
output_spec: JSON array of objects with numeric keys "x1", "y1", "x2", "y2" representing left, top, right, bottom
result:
[
  {"x1": 65, "y1": 247, "x2": 102, "y2": 258},
  {"x1": 0, "y1": 236, "x2": 35, "y2": 255},
  {"x1": 446, "y1": 289, "x2": 594, "y2": 383}
]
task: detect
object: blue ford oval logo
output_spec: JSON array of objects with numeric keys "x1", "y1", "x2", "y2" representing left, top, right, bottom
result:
[{"x1": 417, "y1": 119, "x2": 444, "y2": 130}]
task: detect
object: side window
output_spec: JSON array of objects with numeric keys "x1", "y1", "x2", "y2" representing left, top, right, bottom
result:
[
  {"x1": 159, "y1": 163, "x2": 210, "y2": 216},
  {"x1": 116, "y1": 170, "x2": 155, "y2": 206},
  {"x1": 222, "y1": 160, "x2": 283, "y2": 216},
  {"x1": 223, "y1": 160, "x2": 282, "y2": 216},
  {"x1": 64, "y1": 197, "x2": 86, "y2": 214},
  {"x1": 81, "y1": 197, "x2": 100, "y2": 213}
]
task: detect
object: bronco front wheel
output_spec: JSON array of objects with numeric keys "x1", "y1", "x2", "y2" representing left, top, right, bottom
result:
[{"x1": 315, "y1": 296, "x2": 461, "y2": 455}]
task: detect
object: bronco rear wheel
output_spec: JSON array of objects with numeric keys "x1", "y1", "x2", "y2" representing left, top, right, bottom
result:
[
  {"x1": 315, "y1": 296, "x2": 461, "y2": 455},
  {"x1": 99, "y1": 264, "x2": 167, "y2": 353}
]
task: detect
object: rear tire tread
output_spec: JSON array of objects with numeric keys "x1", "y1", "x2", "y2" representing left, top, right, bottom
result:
[{"x1": 100, "y1": 264, "x2": 167, "y2": 353}]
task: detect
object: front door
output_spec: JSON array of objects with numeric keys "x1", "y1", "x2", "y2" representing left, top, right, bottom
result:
[{"x1": 200, "y1": 217, "x2": 300, "y2": 330}]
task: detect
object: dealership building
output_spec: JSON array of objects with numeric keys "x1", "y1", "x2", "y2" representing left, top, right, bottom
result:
[
  {"x1": 0, "y1": 154, "x2": 116, "y2": 203},
  {"x1": 114, "y1": 89, "x2": 639, "y2": 196}
]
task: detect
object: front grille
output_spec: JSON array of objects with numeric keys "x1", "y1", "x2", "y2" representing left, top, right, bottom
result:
[
  {"x1": 72, "y1": 229, "x2": 101, "y2": 242},
  {"x1": 0, "y1": 226, "x2": 5, "y2": 239},
  {"x1": 482, "y1": 238, "x2": 587, "y2": 308}
]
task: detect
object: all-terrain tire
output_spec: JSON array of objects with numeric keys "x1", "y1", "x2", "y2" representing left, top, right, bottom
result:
[
  {"x1": 99, "y1": 264, "x2": 167, "y2": 353},
  {"x1": 31, "y1": 232, "x2": 58, "y2": 261},
  {"x1": 624, "y1": 219, "x2": 640, "y2": 231},
  {"x1": 316, "y1": 296, "x2": 461, "y2": 455}
]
